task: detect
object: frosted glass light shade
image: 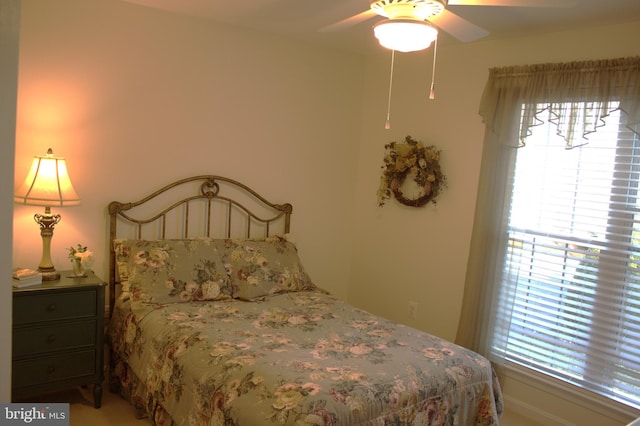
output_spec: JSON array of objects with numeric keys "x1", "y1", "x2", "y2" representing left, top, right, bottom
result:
[
  {"x1": 374, "y1": 19, "x2": 438, "y2": 52},
  {"x1": 14, "y1": 148, "x2": 80, "y2": 207}
]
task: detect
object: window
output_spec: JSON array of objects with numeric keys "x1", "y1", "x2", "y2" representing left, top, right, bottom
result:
[
  {"x1": 459, "y1": 58, "x2": 640, "y2": 415},
  {"x1": 497, "y1": 104, "x2": 640, "y2": 408}
]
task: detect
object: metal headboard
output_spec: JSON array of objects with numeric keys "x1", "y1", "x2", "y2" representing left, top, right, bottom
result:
[{"x1": 107, "y1": 175, "x2": 293, "y2": 312}]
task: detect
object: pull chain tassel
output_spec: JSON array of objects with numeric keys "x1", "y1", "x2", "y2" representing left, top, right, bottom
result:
[
  {"x1": 429, "y1": 37, "x2": 438, "y2": 100},
  {"x1": 385, "y1": 49, "x2": 395, "y2": 129}
]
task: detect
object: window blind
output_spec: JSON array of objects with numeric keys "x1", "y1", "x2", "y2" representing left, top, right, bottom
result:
[{"x1": 496, "y1": 105, "x2": 640, "y2": 409}]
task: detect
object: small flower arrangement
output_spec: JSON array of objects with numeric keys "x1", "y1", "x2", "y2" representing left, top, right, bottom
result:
[
  {"x1": 377, "y1": 135, "x2": 446, "y2": 207},
  {"x1": 68, "y1": 243, "x2": 94, "y2": 274}
]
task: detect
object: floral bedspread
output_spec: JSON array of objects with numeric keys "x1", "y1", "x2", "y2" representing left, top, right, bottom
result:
[{"x1": 108, "y1": 292, "x2": 502, "y2": 425}]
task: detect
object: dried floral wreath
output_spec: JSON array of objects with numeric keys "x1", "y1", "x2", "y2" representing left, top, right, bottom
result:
[{"x1": 377, "y1": 135, "x2": 447, "y2": 207}]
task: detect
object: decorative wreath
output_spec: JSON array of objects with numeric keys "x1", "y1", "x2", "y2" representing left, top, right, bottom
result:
[{"x1": 377, "y1": 135, "x2": 447, "y2": 207}]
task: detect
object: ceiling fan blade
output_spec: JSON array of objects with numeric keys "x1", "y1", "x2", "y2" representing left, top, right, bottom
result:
[
  {"x1": 428, "y1": 9, "x2": 489, "y2": 42},
  {"x1": 319, "y1": 9, "x2": 377, "y2": 32},
  {"x1": 447, "y1": 0, "x2": 577, "y2": 7}
]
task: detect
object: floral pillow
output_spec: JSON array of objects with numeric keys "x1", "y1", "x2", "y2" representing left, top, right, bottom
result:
[
  {"x1": 217, "y1": 236, "x2": 319, "y2": 300},
  {"x1": 113, "y1": 239, "x2": 136, "y2": 299},
  {"x1": 114, "y1": 238, "x2": 232, "y2": 305}
]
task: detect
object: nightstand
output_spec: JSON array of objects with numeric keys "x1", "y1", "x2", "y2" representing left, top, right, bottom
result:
[{"x1": 12, "y1": 271, "x2": 106, "y2": 408}]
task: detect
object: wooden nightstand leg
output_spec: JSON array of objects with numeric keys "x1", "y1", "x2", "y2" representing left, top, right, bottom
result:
[{"x1": 94, "y1": 383, "x2": 102, "y2": 408}]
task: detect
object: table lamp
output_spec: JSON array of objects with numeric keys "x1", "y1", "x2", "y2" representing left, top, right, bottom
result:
[{"x1": 14, "y1": 148, "x2": 80, "y2": 281}]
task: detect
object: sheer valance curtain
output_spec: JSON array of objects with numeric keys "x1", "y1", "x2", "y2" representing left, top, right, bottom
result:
[{"x1": 456, "y1": 56, "x2": 640, "y2": 355}]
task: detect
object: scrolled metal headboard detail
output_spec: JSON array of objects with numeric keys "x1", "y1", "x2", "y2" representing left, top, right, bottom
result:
[{"x1": 107, "y1": 175, "x2": 293, "y2": 312}]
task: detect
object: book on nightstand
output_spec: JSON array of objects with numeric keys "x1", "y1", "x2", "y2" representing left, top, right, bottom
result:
[{"x1": 12, "y1": 267, "x2": 43, "y2": 288}]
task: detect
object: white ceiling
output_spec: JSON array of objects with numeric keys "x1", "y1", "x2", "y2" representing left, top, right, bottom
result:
[{"x1": 121, "y1": 0, "x2": 640, "y2": 54}]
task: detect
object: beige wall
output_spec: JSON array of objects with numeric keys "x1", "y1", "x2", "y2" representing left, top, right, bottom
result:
[
  {"x1": 12, "y1": 0, "x2": 365, "y2": 301},
  {"x1": 8, "y1": 0, "x2": 640, "y2": 423},
  {"x1": 352, "y1": 17, "x2": 640, "y2": 341},
  {"x1": 351, "y1": 18, "x2": 640, "y2": 426}
]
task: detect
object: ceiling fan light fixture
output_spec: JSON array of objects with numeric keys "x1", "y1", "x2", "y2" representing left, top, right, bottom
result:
[{"x1": 373, "y1": 19, "x2": 438, "y2": 52}]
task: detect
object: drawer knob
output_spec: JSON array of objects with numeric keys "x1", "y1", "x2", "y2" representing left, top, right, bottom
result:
[
  {"x1": 47, "y1": 365, "x2": 55, "y2": 374},
  {"x1": 47, "y1": 303, "x2": 57, "y2": 312},
  {"x1": 47, "y1": 334, "x2": 56, "y2": 343}
]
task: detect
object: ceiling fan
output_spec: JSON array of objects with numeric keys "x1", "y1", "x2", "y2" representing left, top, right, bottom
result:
[
  {"x1": 330, "y1": 0, "x2": 577, "y2": 128},
  {"x1": 323, "y1": 0, "x2": 578, "y2": 51}
]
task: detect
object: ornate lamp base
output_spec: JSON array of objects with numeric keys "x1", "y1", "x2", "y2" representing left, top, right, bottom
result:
[
  {"x1": 39, "y1": 268, "x2": 61, "y2": 281},
  {"x1": 35, "y1": 207, "x2": 62, "y2": 282}
]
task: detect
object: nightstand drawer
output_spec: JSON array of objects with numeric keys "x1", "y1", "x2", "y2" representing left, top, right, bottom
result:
[
  {"x1": 12, "y1": 349, "x2": 96, "y2": 389},
  {"x1": 13, "y1": 320, "x2": 97, "y2": 357},
  {"x1": 13, "y1": 290, "x2": 97, "y2": 325}
]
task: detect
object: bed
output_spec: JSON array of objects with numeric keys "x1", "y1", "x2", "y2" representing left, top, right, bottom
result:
[{"x1": 107, "y1": 175, "x2": 503, "y2": 425}]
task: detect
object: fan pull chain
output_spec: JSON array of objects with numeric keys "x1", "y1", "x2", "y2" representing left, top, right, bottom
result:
[
  {"x1": 429, "y1": 37, "x2": 438, "y2": 100},
  {"x1": 385, "y1": 49, "x2": 395, "y2": 129}
]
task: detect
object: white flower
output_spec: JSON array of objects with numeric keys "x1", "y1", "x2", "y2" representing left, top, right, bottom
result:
[{"x1": 75, "y1": 250, "x2": 94, "y2": 268}]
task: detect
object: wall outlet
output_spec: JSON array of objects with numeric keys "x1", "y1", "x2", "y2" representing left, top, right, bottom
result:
[{"x1": 408, "y1": 301, "x2": 418, "y2": 319}]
